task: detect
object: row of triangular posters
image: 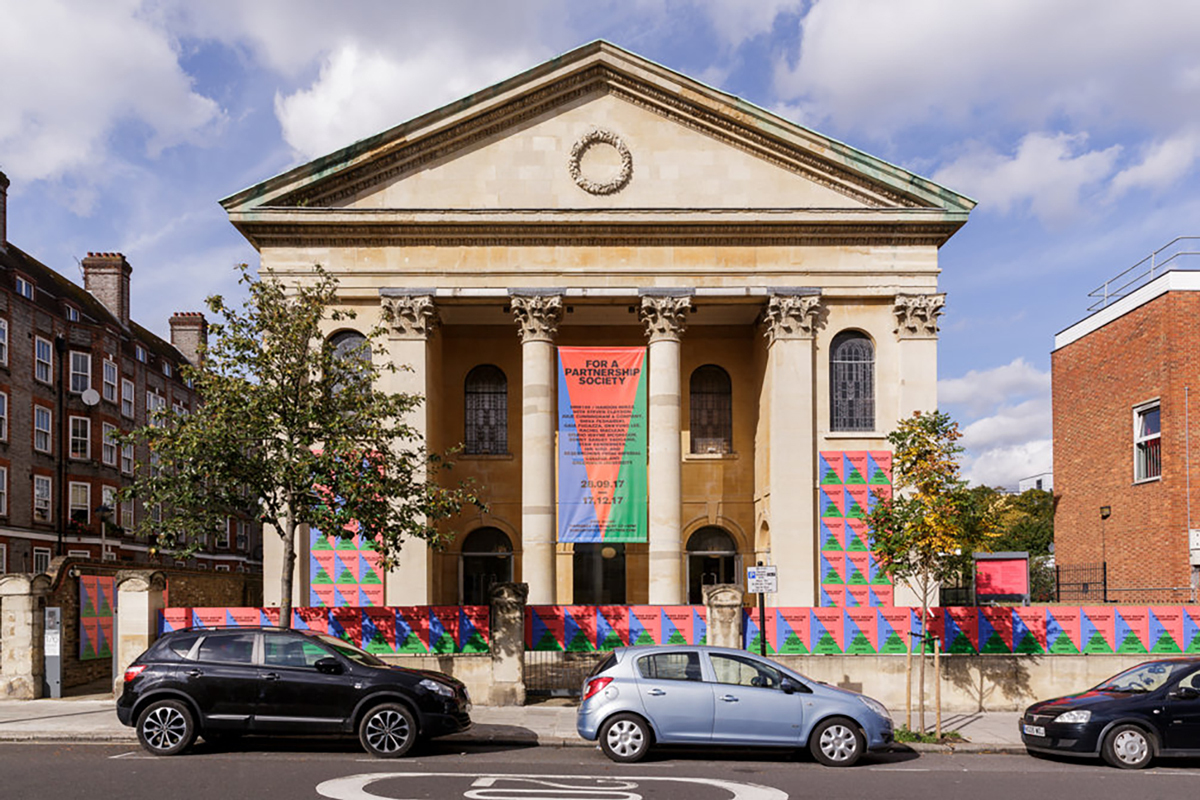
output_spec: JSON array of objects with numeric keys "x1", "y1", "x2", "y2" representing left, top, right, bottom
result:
[
  {"x1": 819, "y1": 451, "x2": 892, "y2": 486},
  {"x1": 526, "y1": 606, "x2": 707, "y2": 651}
]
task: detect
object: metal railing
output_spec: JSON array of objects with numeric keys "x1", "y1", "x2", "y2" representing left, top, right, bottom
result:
[{"x1": 1088, "y1": 236, "x2": 1200, "y2": 311}]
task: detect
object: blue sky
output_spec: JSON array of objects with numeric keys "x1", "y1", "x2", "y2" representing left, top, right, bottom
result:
[{"x1": 4, "y1": 0, "x2": 1199, "y2": 488}]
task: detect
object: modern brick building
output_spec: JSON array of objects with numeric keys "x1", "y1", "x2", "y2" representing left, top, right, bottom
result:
[
  {"x1": 0, "y1": 171, "x2": 261, "y2": 575},
  {"x1": 1053, "y1": 267, "x2": 1200, "y2": 603}
]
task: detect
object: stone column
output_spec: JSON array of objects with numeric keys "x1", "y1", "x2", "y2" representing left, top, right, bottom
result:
[
  {"x1": 511, "y1": 293, "x2": 564, "y2": 605},
  {"x1": 380, "y1": 291, "x2": 440, "y2": 605},
  {"x1": 0, "y1": 574, "x2": 51, "y2": 699},
  {"x1": 114, "y1": 571, "x2": 167, "y2": 695},
  {"x1": 763, "y1": 293, "x2": 822, "y2": 606},
  {"x1": 640, "y1": 293, "x2": 691, "y2": 604},
  {"x1": 893, "y1": 294, "x2": 944, "y2": 417},
  {"x1": 702, "y1": 584, "x2": 745, "y2": 649},
  {"x1": 488, "y1": 581, "x2": 528, "y2": 706}
]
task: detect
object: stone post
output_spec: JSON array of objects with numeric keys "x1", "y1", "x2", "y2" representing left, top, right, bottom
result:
[
  {"x1": 702, "y1": 584, "x2": 745, "y2": 649},
  {"x1": 763, "y1": 293, "x2": 822, "y2": 606},
  {"x1": 511, "y1": 292, "x2": 564, "y2": 605},
  {"x1": 0, "y1": 574, "x2": 51, "y2": 699},
  {"x1": 381, "y1": 291, "x2": 439, "y2": 605},
  {"x1": 640, "y1": 292, "x2": 692, "y2": 604},
  {"x1": 488, "y1": 581, "x2": 529, "y2": 706},
  {"x1": 114, "y1": 570, "x2": 167, "y2": 696}
]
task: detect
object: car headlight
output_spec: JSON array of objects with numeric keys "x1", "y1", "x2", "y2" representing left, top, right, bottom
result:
[
  {"x1": 1054, "y1": 709, "x2": 1091, "y2": 724},
  {"x1": 419, "y1": 678, "x2": 455, "y2": 697},
  {"x1": 862, "y1": 696, "x2": 890, "y2": 719}
]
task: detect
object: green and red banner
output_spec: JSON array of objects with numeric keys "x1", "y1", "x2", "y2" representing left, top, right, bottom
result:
[{"x1": 557, "y1": 347, "x2": 648, "y2": 542}]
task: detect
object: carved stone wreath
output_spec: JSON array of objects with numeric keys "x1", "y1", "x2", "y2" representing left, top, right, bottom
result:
[{"x1": 568, "y1": 129, "x2": 633, "y2": 195}]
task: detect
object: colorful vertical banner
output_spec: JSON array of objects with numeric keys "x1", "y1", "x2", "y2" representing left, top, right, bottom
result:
[
  {"x1": 819, "y1": 451, "x2": 892, "y2": 607},
  {"x1": 79, "y1": 575, "x2": 115, "y2": 660},
  {"x1": 309, "y1": 528, "x2": 385, "y2": 607},
  {"x1": 557, "y1": 347, "x2": 648, "y2": 542}
]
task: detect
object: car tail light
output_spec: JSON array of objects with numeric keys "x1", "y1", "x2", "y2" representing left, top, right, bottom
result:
[
  {"x1": 583, "y1": 676, "x2": 613, "y2": 701},
  {"x1": 123, "y1": 665, "x2": 147, "y2": 683}
]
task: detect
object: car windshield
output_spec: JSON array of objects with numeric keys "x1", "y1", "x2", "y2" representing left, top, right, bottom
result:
[
  {"x1": 312, "y1": 633, "x2": 386, "y2": 667},
  {"x1": 1095, "y1": 662, "x2": 1177, "y2": 693}
]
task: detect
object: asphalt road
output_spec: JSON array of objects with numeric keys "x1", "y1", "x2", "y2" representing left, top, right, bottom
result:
[{"x1": 4, "y1": 740, "x2": 1200, "y2": 800}]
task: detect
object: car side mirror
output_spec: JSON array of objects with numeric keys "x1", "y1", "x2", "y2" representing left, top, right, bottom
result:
[
  {"x1": 781, "y1": 678, "x2": 809, "y2": 695},
  {"x1": 315, "y1": 657, "x2": 343, "y2": 675},
  {"x1": 1171, "y1": 686, "x2": 1200, "y2": 701}
]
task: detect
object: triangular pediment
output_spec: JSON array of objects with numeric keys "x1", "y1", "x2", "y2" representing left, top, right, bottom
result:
[{"x1": 223, "y1": 42, "x2": 973, "y2": 245}]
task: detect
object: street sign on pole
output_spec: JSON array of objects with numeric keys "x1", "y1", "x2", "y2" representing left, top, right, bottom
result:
[{"x1": 746, "y1": 565, "x2": 777, "y2": 594}]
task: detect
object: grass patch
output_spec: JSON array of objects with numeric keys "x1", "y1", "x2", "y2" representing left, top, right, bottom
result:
[{"x1": 894, "y1": 725, "x2": 966, "y2": 744}]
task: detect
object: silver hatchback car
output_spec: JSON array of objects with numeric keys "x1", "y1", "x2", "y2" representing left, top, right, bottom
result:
[{"x1": 577, "y1": 645, "x2": 893, "y2": 765}]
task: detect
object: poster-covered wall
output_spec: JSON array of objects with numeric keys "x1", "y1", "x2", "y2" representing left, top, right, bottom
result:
[
  {"x1": 79, "y1": 575, "x2": 115, "y2": 661},
  {"x1": 557, "y1": 347, "x2": 648, "y2": 543},
  {"x1": 309, "y1": 529, "x2": 384, "y2": 607},
  {"x1": 818, "y1": 451, "x2": 893, "y2": 607}
]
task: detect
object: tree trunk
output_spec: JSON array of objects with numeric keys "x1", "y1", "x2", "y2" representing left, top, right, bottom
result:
[
  {"x1": 918, "y1": 600, "x2": 927, "y2": 733},
  {"x1": 280, "y1": 507, "x2": 296, "y2": 629}
]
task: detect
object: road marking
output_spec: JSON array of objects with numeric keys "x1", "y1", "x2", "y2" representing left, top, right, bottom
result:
[
  {"x1": 108, "y1": 751, "x2": 141, "y2": 759},
  {"x1": 868, "y1": 768, "x2": 929, "y2": 772},
  {"x1": 316, "y1": 772, "x2": 789, "y2": 800},
  {"x1": 465, "y1": 777, "x2": 643, "y2": 800}
]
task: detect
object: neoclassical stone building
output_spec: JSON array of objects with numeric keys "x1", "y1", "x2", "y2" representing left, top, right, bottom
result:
[{"x1": 222, "y1": 42, "x2": 972, "y2": 608}]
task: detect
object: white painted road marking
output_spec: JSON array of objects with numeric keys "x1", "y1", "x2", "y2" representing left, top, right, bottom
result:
[
  {"x1": 315, "y1": 772, "x2": 789, "y2": 800},
  {"x1": 465, "y1": 777, "x2": 643, "y2": 800}
]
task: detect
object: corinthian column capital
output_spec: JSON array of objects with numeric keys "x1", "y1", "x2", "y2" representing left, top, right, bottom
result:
[
  {"x1": 381, "y1": 293, "x2": 438, "y2": 340},
  {"x1": 894, "y1": 293, "x2": 946, "y2": 338},
  {"x1": 639, "y1": 294, "x2": 691, "y2": 343},
  {"x1": 510, "y1": 293, "x2": 564, "y2": 343},
  {"x1": 763, "y1": 293, "x2": 822, "y2": 343}
]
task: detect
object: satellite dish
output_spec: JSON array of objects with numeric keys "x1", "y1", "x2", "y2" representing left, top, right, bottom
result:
[{"x1": 81, "y1": 388, "x2": 101, "y2": 407}]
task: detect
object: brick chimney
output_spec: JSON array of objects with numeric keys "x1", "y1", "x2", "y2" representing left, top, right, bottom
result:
[
  {"x1": 0, "y1": 171, "x2": 9, "y2": 253},
  {"x1": 81, "y1": 252, "x2": 132, "y2": 326},
  {"x1": 169, "y1": 311, "x2": 208, "y2": 366}
]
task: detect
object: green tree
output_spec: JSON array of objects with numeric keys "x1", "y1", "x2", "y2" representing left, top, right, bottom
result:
[
  {"x1": 118, "y1": 264, "x2": 481, "y2": 624},
  {"x1": 866, "y1": 410, "x2": 995, "y2": 731}
]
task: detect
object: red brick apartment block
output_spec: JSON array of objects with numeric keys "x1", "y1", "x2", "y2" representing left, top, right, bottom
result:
[{"x1": 1053, "y1": 274, "x2": 1200, "y2": 602}]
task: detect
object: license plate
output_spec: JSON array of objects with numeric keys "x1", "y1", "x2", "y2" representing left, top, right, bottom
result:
[{"x1": 1023, "y1": 724, "x2": 1045, "y2": 737}]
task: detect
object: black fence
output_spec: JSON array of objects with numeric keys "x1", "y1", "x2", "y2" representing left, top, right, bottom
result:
[
  {"x1": 1054, "y1": 563, "x2": 1108, "y2": 602},
  {"x1": 523, "y1": 651, "x2": 606, "y2": 697}
]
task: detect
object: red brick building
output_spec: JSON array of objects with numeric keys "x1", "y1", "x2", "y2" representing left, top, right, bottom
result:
[
  {"x1": 0, "y1": 171, "x2": 261, "y2": 575},
  {"x1": 1053, "y1": 270, "x2": 1200, "y2": 603}
]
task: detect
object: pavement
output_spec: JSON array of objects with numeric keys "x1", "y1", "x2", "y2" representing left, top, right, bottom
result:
[{"x1": 0, "y1": 689, "x2": 1025, "y2": 754}]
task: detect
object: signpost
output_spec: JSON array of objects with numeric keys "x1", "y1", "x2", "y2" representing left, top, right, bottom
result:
[{"x1": 746, "y1": 563, "x2": 777, "y2": 656}]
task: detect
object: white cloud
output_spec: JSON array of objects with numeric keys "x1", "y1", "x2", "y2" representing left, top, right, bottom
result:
[
  {"x1": 274, "y1": 43, "x2": 539, "y2": 160},
  {"x1": 0, "y1": 0, "x2": 222, "y2": 187},
  {"x1": 932, "y1": 133, "x2": 1120, "y2": 224},
  {"x1": 1110, "y1": 131, "x2": 1200, "y2": 197},
  {"x1": 939, "y1": 358, "x2": 1052, "y2": 488}
]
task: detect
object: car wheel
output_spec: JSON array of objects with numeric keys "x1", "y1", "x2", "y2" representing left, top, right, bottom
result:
[
  {"x1": 136, "y1": 700, "x2": 195, "y2": 756},
  {"x1": 359, "y1": 703, "x2": 418, "y2": 758},
  {"x1": 810, "y1": 717, "x2": 865, "y2": 767},
  {"x1": 599, "y1": 713, "x2": 652, "y2": 763},
  {"x1": 1102, "y1": 724, "x2": 1154, "y2": 769}
]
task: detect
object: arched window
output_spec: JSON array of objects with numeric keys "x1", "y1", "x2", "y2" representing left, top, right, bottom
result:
[
  {"x1": 686, "y1": 526, "x2": 738, "y2": 604},
  {"x1": 690, "y1": 365, "x2": 732, "y2": 454},
  {"x1": 830, "y1": 331, "x2": 874, "y2": 432},
  {"x1": 459, "y1": 527, "x2": 513, "y2": 605},
  {"x1": 328, "y1": 330, "x2": 370, "y2": 394},
  {"x1": 465, "y1": 365, "x2": 507, "y2": 454}
]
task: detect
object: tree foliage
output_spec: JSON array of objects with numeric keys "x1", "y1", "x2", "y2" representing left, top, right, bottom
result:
[{"x1": 118, "y1": 264, "x2": 481, "y2": 623}]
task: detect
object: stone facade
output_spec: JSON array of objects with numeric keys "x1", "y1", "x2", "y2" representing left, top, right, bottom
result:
[
  {"x1": 1053, "y1": 276, "x2": 1200, "y2": 601},
  {"x1": 224, "y1": 42, "x2": 971, "y2": 608}
]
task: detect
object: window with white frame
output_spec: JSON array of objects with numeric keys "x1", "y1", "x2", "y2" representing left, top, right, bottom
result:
[
  {"x1": 102, "y1": 360, "x2": 118, "y2": 402},
  {"x1": 0, "y1": 391, "x2": 7, "y2": 440},
  {"x1": 103, "y1": 551, "x2": 117, "y2": 562},
  {"x1": 65, "y1": 305, "x2": 80, "y2": 322},
  {"x1": 0, "y1": 465, "x2": 7, "y2": 515},
  {"x1": 70, "y1": 352, "x2": 91, "y2": 393},
  {"x1": 34, "y1": 406, "x2": 52, "y2": 452},
  {"x1": 67, "y1": 549, "x2": 90, "y2": 559},
  {"x1": 0, "y1": 318, "x2": 8, "y2": 365},
  {"x1": 15, "y1": 276, "x2": 34, "y2": 300},
  {"x1": 101, "y1": 485, "x2": 117, "y2": 522},
  {"x1": 121, "y1": 502, "x2": 133, "y2": 532},
  {"x1": 33, "y1": 476, "x2": 52, "y2": 522},
  {"x1": 33, "y1": 547, "x2": 51, "y2": 574},
  {"x1": 34, "y1": 337, "x2": 52, "y2": 383},
  {"x1": 70, "y1": 482, "x2": 90, "y2": 524},
  {"x1": 121, "y1": 378, "x2": 135, "y2": 417},
  {"x1": 121, "y1": 443, "x2": 134, "y2": 474},
  {"x1": 217, "y1": 519, "x2": 230, "y2": 548},
  {"x1": 236, "y1": 519, "x2": 248, "y2": 550},
  {"x1": 135, "y1": 345, "x2": 147, "y2": 363},
  {"x1": 149, "y1": 451, "x2": 160, "y2": 478},
  {"x1": 102, "y1": 423, "x2": 118, "y2": 466},
  {"x1": 162, "y1": 361, "x2": 172, "y2": 377},
  {"x1": 215, "y1": 564, "x2": 230, "y2": 572},
  {"x1": 149, "y1": 503, "x2": 161, "y2": 524},
  {"x1": 69, "y1": 416, "x2": 90, "y2": 459},
  {"x1": 147, "y1": 391, "x2": 166, "y2": 426},
  {"x1": 1135, "y1": 402, "x2": 1162, "y2": 482}
]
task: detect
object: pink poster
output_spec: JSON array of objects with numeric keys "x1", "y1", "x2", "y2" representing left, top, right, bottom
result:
[
  {"x1": 1115, "y1": 607, "x2": 1150, "y2": 654},
  {"x1": 1149, "y1": 606, "x2": 1185, "y2": 653},
  {"x1": 227, "y1": 608, "x2": 261, "y2": 628},
  {"x1": 845, "y1": 609, "x2": 878, "y2": 653},
  {"x1": 979, "y1": 607, "x2": 1015, "y2": 653},
  {"x1": 1081, "y1": 606, "x2": 1116, "y2": 653},
  {"x1": 776, "y1": 608, "x2": 810, "y2": 654},
  {"x1": 191, "y1": 608, "x2": 226, "y2": 629},
  {"x1": 1047, "y1": 607, "x2": 1082, "y2": 653},
  {"x1": 629, "y1": 606, "x2": 663, "y2": 646},
  {"x1": 811, "y1": 608, "x2": 845, "y2": 653},
  {"x1": 292, "y1": 607, "x2": 329, "y2": 633}
]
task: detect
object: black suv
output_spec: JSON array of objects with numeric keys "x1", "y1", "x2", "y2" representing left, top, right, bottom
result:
[{"x1": 116, "y1": 626, "x2": 471, "y2": 757}]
